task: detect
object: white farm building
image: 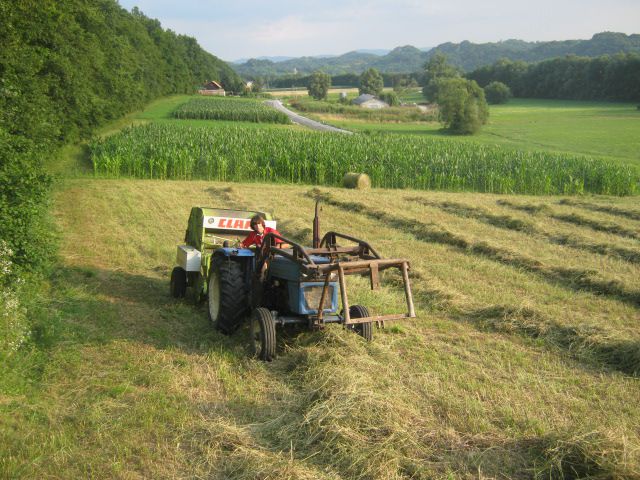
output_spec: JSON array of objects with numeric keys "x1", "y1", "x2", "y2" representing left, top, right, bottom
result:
[{"x1": 352, "y1": 94, "x2": 388, "y2": 109}]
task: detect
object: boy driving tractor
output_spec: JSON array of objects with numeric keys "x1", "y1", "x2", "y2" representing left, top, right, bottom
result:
[{"x1": 240, "y1": 214, "x2": 289, "y2": 249}]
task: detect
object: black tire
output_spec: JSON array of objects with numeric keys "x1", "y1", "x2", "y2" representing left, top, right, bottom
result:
[
  {"x1": 170, "y1": 267, "x2": 187, "y2": 298},
  {"x1": 208, "y1": 260, "x2": 247, "y2": 334},
  {"x1": 348, "y1": 305, "x2": 373, "y2": 341},
  {"x1": 249, "y1": 308, "x2": 276, "y2": 361}
]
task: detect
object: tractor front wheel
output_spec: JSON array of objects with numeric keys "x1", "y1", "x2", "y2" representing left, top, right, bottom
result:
[
  {"x1": 170, "y1": 267, "x2": 187, "y2": 298},
  {"x1": 208, "y1": 261, "x2": 247, "y2": 334},
  {"x1": 348, "y1": 305, "x2": 373, "y2": 341},
  {"x1": 249, "y1": 308, "x2": 276, "y2": 361}
]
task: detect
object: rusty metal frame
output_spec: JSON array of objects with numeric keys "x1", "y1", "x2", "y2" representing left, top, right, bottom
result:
[{"x1": 259, "y1": 231, "x2": 416, "y2": 326}]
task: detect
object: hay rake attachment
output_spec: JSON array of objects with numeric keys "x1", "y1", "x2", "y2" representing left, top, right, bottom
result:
[{"x1": 257, "y1": 206, "x2": 416, "y2": 329}]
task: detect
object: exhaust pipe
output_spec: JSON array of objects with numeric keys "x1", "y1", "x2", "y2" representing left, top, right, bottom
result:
[{"x1": 313, "y1": 201, "x2": 320, "y2": 248}]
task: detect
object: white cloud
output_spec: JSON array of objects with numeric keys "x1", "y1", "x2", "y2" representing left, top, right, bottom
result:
[
  {"x1": 252, "y1": 16, "x2": 330, "y2": 42},
  {"x1": 119, "y1": 0, "x2": 640, "y2": 59}
]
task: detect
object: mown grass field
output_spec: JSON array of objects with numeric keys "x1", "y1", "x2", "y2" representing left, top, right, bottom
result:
[
  {"x1": 2, "y1": 177, "x2": 639, "y2": 479},
  {"x1": 3, "y1": 94, "x2": 640, "y2": 479}
]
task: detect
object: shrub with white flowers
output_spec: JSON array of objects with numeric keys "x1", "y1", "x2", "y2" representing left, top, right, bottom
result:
[{"x1": 0, "y1": 241, "x2": 28, "y2": 357}]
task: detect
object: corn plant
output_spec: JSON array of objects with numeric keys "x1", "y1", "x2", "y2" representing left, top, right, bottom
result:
[
  {"x1": 91, "y1": 124, "x2": 639, "y2": 196},
  {"x1": 172, "y1": 97, "x2": 290, "y2": 124}
]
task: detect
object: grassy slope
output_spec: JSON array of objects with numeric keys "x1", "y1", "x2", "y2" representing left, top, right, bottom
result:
[
  {"x1": 3, "y1": 96, "x2": 640, "y2": 479},
  {"x1": 299, "y1": 96, "x2": 640, "y2": 168}
]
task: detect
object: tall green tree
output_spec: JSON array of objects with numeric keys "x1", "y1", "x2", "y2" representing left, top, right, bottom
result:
[
  {"x1": 433, "y1": 77, "x2": 489, "y2": 134},
  {"x1": 359, "y1": 68, "x2": 383, "y2": 96},
  {"x1": 422, "y1": 53, "x2": 461, "y2": 101},
  {"x1": 307, "y1": 71, "x2": 331, "y2": 100}
]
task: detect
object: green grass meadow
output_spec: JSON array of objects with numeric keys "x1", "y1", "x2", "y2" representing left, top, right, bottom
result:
[
  {"x1": 3, "y1": 94, "x2": 640, "y2": 478},
  {"x1": 321, "y1": 96, "x2": 640, "y2": 168}
]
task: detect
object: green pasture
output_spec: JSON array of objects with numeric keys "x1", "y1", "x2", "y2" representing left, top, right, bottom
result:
[
  {"x1": 325, "y1": 99, "x2": 640, "y2": 168},
  {"x1": 396, "y1": 88, "x2": 424, "y2": 103}
]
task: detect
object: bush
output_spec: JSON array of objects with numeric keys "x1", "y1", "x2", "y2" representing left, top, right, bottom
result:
[
  {"x1": 484, "y1": 81, "x2": 512, "y2": 104},
  {"x1": 0, "y1": 242, "x2": 29, "y2": 360},
  {"x1": 0, "y1": 139, "x2": 53, "y2": 278},
  {"x1": 379, "y1": 92, "x2": 400, "y2": 106},
  {"x1": 433, "y1": 78, "x2": 489, "y2": 134}
]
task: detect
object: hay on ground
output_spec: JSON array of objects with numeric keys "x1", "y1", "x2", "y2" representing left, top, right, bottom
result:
[{"x1": 343, "y1": 172, "x2": 371, "y2": 190}]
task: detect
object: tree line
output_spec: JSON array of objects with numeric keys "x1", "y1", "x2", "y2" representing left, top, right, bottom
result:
[
  {"x1": 467, "y1": 53, "x2": 640, "y2": 102},
  {"x1": 266, "y1": 72, "x2": 421, "y2": 90},
  {"x1": 261, "y1": 52, "x2": 640, "y2": 103},
  {"x1": 0, "y1": 0, "x2": 243, "y2": 353}
]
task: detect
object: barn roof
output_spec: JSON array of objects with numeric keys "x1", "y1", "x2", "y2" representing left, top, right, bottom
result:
[{"x1": 203, "y1": 80, "x2": 223, "y2": 90}]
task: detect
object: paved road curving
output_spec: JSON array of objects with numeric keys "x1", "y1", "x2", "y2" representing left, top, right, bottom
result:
[{"x1": 265, "y1": 100, "x2": 352, "y2": 134}]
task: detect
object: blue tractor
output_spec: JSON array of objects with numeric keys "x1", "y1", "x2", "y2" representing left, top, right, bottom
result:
[{"x1": 171, "y1": 203, "x2": 416, "y2": 360}]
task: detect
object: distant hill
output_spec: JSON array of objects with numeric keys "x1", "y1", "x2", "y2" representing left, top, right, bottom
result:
[
  {"x1": 234, "y1": 51, "x2": 380, "y2": 78},
  {"x1": 233, "y1": 32, "x2": 640, "y2": 78},
  {"x1": 231, "y1": 49, "x2": 391, "y2": 65},
  {"x1": 354, "y1": 48, "x2": 391, "y2": 55},
  {"x1": 232, "y1": 56, "x2": 297, "y2": 64}
]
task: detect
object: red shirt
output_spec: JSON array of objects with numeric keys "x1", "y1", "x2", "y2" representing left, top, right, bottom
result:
[{"x1": 241, "y1": 227, "x2": 283, "y2": 248}]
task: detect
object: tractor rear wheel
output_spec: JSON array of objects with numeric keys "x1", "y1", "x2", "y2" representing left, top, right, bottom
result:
[
  {"x1": 249, "y1": 308, "x2": 276, "y2": 361},
  {"x1": 170, "y1": 267, "x2": 187, "y2": 298},
  {"x1": 208, "y1": 260, "x2": 247, "y2": 334},
  {"x1": 348, "y1": 305, "x2": 373, "y2": 341}
]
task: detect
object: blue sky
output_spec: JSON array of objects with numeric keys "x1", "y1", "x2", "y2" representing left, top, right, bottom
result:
[{"x1": 117, "y1": 0, "x2": 640, "y2": 61}]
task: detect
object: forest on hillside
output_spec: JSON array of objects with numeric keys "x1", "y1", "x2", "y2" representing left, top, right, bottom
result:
[{"x1": 0, "y1": 0, "x2": 241, "y2": 308}]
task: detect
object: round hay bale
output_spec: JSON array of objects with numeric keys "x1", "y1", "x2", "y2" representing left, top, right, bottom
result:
[{"x1": 342, "y1": 172, "x2": 371, "y2": 190}]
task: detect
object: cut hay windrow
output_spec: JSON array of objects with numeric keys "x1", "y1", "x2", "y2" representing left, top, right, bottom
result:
[
  {"x1": 171, "y1": 97, "x2": 290, "y2": 124},
  {"x1": 90, "y1": 123, "x2": 639, "y2": 196}
]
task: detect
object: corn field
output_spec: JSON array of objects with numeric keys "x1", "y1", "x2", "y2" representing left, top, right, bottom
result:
[
  {"x1": 90, "y1": 123, "x2": 639, "y2": 195},
  {"x1": 171, "y1": 97, "x2": 290, "y2": 124}
]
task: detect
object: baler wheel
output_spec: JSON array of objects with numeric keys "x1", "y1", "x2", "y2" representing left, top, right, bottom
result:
[
  {"x1": 250, "y1": 308, "x2": 276, "y2": 361},
  {"x1": 170, "y1": 267, "x2": 187, "y2": 298}
]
